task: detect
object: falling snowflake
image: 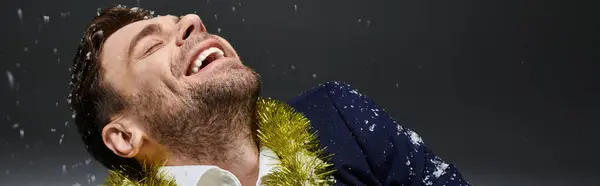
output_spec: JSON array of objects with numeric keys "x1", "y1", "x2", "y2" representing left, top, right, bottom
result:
[
  {"x1": 53, "y1": 48, "x2": 58, "y2": 54},
  {"x1": 59, "y1": 134, "x2": 65, "y2": 145},
  {"x1": 24, "y1": 47, "x2": 28, "y2": 52},
  {"x1": 87, "y1": 173, "x2": 97, "y2": 183},
  {"x1": 71, "y1": 162, "x2": 82, "y2": 168},
  {"x1": 17, "y1": 8, "x2": 23, "y2": 23},
  {"x1": 366, "y1": 20, "x2": 371, "y2": 27},
  {"x1": 291, "y1": 65, "x2": 296, "y2": 70},
  {"x1": 12, "y1": 123, "x2": 18, "y2": 129},
  {"x1": 19, "y1": 129, "x2": 24, "y2": 138},
  {"x1": 294, "y1": 4, "x2": 298, "y2": 13},
  {"x1": 43, "y1": 15, "x2": 50, "y2": 23},
  {"x1": 50, "y1": 128, "x2": 56, "y2": 132},
  {"x1": 62, "y1": 165, "x2": 67, "y2": 174},
  {"x1": 357, "y1": 18, "x2": 362, "y2": 23},
  {"x1": 214, "y1": 14, "x2": 218, "y2": 20},
  {"x1": 217, "y1": 28, "x2": 222, "y2": 33},
  {"x1": 396, "y1": 83, "x2": 399, "y2": 88},
  {"x1": 60, "y1": 12, "x2": 69, "y2": 18},
  {"x1": 88, "y1": 173, "x2": 96, "y2": 183},
  {"x1": 312, "y1": 73, "x2": 317, "y2": 79},
  {"x1": 72, "y1": 182, "x2": 80, "y2": 186},
  {"x1": 6, "y1": 70, "x2": 14, "y2": 90},
  {"x1": 232, "y1": 6, "x2": 236, "y2": 12},
  {"x1": 85, "y1": 158, "x2": 92, "y2": 165},
  {"x1": 85, "y1": 52, "x2": 91, "y2": 60}
]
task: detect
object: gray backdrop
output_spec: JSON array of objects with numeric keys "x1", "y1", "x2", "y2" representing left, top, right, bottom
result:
[{"x1": 1, "y1": 0, "x2": 598, "y2": 185}]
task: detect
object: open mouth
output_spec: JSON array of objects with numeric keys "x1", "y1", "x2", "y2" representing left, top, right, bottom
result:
[{"x1": 185, "y1": 40, "x2": 226, "y2": 76}]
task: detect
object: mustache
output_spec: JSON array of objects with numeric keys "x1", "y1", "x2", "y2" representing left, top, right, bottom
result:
[
  {"x1": 179, "y1": 33, "x2": 212, "y2": 62},
  {"x1": 172, "y1": 33, "x2": 212, "y2": 77}
]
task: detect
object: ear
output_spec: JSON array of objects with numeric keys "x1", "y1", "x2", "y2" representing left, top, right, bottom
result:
[{"x1": 102, "y1": 120, "x2": 145, "y2": 158}]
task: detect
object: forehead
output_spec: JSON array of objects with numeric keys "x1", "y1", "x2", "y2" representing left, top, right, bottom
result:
[
  {"x1": 102, "y1": 18, "x2": 148, "y2": 58},
  {"x1": 101, "y1": 15, "x2": 176, "y2": 60}
]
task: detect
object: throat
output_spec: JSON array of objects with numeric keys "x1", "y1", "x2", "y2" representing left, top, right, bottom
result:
[
  {"x1": 160, "y1": 98, "x2": 259, "y2": 166},
  {"x1": 165, "y1": 131, "x2": 260, "y2": 184},
  {"x1": 166, "y1": 131, "x2": 258, "y2": 164}
]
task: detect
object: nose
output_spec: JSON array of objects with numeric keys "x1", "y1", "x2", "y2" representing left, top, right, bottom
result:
[{"x1": 176, "y1": 14, "x2": 207, "y2": 46}]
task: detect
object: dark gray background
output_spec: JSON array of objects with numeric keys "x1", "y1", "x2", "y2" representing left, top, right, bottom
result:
[{"x1": 1, "y1": 0, "x2": 598, "y2": 185}]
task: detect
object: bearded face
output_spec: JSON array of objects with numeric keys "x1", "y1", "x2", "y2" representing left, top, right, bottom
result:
[{"x1": 98, "y1": 14, "x2": 260, "y2": 162}]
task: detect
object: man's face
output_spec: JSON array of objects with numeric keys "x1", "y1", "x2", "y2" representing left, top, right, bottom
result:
[
  {"x1": 101, "y1": 14, "x2": 253, "y2": 102},
  {"x1": 100, "y1": 14, "x2": 260, "y2": 157}
]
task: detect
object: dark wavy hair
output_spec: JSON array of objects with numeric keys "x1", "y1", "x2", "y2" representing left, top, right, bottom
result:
[{"x1": 67, "y1": 5, "x2": 155, "y2": 180}]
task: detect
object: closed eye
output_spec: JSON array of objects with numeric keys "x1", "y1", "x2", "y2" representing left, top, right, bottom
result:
[{"x1": 145, "y1": 42, "x2": 163, "y2": 55}]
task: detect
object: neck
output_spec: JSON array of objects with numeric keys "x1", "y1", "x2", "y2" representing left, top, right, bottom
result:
[
  {"x1": 167, "y1": 133, "x2": 260, "y2": 185},
  {"x1": 165, "y1": 119, "x2": 260, "y2": 185},
  {"x1": 155, "y1": 96, "x2": 261, "y2": 184}
]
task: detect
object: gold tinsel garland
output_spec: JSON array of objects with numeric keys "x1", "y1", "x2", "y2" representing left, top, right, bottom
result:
[{"x1": 104, "y1": 98, "x2": 336, "y2": 185}]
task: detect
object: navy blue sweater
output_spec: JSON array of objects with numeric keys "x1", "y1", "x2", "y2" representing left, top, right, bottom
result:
[{"x1": 288, "y1": 82, "x2": 470, "y2": 186}]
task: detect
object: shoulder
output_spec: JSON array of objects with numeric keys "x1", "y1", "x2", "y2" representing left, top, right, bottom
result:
[
  {"x1": 291, "y1": 81, "x2": 388, "y2": 121},
  {"x1": 288, "y1": 82, "x2": 471, "y2": 186},
  {"x1": 288, "y1": 81, "x2": 398, "y2": 139}
]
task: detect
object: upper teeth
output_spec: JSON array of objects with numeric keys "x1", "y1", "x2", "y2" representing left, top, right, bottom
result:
[{"x1": 191, "y1": 47, "x2": 224, "y2": 73}]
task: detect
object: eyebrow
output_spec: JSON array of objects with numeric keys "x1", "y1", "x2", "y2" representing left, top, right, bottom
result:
[
  {"x1": 127, "y1": 16, "x2": 181, "y2": 59},
  {"x1": 128, "y1": 23, "x2": 162, "y2": 58}
]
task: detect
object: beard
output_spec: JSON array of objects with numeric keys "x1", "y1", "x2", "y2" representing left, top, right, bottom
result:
[{"x1": 131, "y1": 62, "x2": 261, "y2": 162}]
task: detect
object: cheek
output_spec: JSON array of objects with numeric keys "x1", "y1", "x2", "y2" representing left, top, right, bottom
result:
[
  {"x1": 133, "y1": 53, "x2": 173, "y2": 85},
  {"x1": 134, "y1": 50, "x2": 184, "y2": 94}
]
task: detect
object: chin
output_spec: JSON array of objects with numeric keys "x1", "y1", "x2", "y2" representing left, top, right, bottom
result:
[{"x1": 189, "y1": 59, "x2": 261, "y2": 103}]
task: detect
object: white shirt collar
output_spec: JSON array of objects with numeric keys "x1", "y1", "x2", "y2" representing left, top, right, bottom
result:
[{"x1": 159, "y1": 146, "x2": 280, "y2": 186}]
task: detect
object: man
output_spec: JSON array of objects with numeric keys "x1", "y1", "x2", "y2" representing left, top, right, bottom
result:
[{"x1": 68, "y1": 6, "x2": 469, "y2": 186}]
